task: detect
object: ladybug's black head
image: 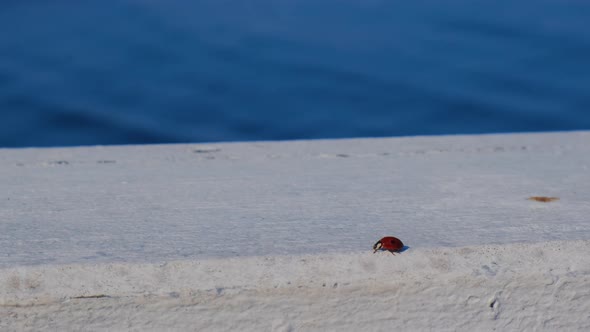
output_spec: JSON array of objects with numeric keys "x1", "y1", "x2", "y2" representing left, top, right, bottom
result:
[{"x1": 373, "y1": 240, "x2": 383, "y2": 253}]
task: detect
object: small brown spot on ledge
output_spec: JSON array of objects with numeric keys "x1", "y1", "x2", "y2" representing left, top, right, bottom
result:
[{"x1": 528, "y1": 196, "x2": 559, "y2": 202}]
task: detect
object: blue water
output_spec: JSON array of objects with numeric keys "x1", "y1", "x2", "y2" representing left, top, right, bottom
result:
[{"x1": 1, "y1": 0, "x2": 589, "y2": 147}]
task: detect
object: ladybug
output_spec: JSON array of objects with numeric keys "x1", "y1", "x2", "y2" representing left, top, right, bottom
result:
[{"x1": 373, "y1": 236, "x2": 404, "y2": 255}]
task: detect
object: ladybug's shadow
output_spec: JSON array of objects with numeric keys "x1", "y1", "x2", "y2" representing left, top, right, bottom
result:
[
  {"x1": 397, "y1": 246, "x2": 410, "y2": 253},
  {"x1": 375, "y1": 245, "x2": 410, "y2": 255}
]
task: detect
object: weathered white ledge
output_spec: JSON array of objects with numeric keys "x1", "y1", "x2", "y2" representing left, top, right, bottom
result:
[{"x1": 1, "y1": 131, "x2": 590, "y2": 330}]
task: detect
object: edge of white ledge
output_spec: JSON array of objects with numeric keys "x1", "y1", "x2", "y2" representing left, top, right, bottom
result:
[{"x1": 1, "y1": 239, "x2": 588, "y2": 304}]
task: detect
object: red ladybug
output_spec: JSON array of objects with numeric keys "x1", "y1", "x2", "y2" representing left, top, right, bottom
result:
[{"x1": 373, "y1": 236, "x2": 404, "y2": 255}]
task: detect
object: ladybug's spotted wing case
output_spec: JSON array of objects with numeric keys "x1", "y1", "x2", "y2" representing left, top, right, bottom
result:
[{"x1": 373, "y1": 236, "x2": 404, "y2": 254}]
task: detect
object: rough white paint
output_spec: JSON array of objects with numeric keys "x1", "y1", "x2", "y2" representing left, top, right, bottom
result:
[
  {"x1": 1, "y1": 132, "x2": 590, "y2": 330},
  {"x1": 1, "y1": 241, "x2": 589, "y2": 331}
]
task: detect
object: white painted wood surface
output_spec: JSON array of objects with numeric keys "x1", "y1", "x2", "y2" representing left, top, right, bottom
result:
[
  {"x1": 1, "y1": 132, "x2": 589, "y2": 330},
  {"x1": 1, "y1": 131, "x2": 589, "y2": 267}
]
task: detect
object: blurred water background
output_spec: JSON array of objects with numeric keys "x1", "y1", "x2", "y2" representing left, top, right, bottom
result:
[{"x1": 1, "y1": 0, "x2": 589, "y2": 148}]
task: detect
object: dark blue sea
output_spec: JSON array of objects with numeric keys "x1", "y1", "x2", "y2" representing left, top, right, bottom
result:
[{"x1": 1, "y1": 0, "x2": 589, "y2": 148}]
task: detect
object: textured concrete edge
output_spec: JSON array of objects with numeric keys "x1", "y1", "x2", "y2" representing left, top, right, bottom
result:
[{"x1": 1, "y1": 240, "x2": 589, "y2": 306}]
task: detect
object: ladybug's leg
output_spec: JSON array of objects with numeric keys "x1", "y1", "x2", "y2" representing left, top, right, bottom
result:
[{"x1": 390, "y1": 251, "x2": 396, "y2": 256}]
